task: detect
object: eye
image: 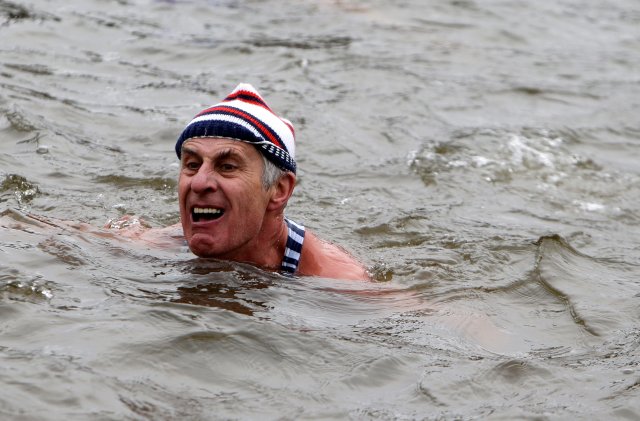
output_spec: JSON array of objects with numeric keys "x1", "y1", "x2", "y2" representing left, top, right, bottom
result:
[
  {"x1": 219, "y1": 162, "x2": 237, "y2": 172},
  {"x1": 182, "y1": 159, "x2": 200, "y2": 172}
]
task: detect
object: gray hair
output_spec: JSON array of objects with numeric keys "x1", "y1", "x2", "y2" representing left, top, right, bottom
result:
[{"x1": 261, "y1": 155, "x2": 287, "y2": 189}]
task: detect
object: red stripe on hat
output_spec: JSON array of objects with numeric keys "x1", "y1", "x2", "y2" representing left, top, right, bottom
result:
[
  {"x1": 195, "y1": 106, "x2": 220, "y2": 118},
  {"x1": 212, "y1": 105, "x2": 286, "y2": 149},
  {"x1": 195, "y1": 91, "x2": 272, "y2": 118},
  {"x1": 224, "y1": 90, "x2": 273, "y2": 113}
]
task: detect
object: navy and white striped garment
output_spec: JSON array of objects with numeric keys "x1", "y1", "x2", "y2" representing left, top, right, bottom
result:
[{"x1": 280, "y1": 218, "x2": 305, "y2": 274}]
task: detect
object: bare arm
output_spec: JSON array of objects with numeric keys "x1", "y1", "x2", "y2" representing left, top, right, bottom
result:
[
  {"x1": 104, "y1": 215, "x2": 184, "y2": 249},
  {"x1": 297, "y1": 231, "x2": 371, "y2": 281}
]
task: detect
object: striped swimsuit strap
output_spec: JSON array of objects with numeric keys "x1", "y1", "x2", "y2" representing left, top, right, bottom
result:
[{"x1": 280, "y1": 218, "x2": 305, "y2": 274}]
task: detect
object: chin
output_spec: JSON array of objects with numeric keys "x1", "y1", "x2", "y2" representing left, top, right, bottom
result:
[
  {"x1": 187, "y1": 236, "x2": 213, "y2": 257},
  {"x1": 187, "y1": 235, "x2": 226, "y2": 258},
  {"x1": 188, "y1": 245, "x2": 212, "y2": 258},
  {"x1": 189, "y1": 245, "x2": 226, "y2": 258}
]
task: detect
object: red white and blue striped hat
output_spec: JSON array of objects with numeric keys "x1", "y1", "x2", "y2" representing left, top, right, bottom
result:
[{"x1": 175, "y1": 83, "x2": 296, "y2": 173}]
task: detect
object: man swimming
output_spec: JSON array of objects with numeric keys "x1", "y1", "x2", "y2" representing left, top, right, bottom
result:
[{"x1": 171, "y1": 83, "x2": 368, "y2": 280}]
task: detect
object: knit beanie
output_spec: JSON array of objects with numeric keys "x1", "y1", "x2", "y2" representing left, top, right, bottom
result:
[{"x1": 175, "y1": 83, "x2": 296, "y2": 173}]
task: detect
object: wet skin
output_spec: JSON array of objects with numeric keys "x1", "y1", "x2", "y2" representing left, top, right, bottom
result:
[{"x1": 178, "y1": 138, "x2": 283, "y2": 264}]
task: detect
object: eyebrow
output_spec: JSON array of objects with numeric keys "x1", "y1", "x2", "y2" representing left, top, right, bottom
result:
[
  {"x1": 181, "y1": 146, "x2": 243, "y2": 161},
  {"x1": 181, "y1": 146, "x2": 200, "y2": 159},
  {"x1": 214, "y1": 148, "x2": 238, "y2": 161}
]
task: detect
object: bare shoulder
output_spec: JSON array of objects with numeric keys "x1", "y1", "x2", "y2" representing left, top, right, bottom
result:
[{"x1": 298, "y1": 231, "x2": 371, "y2": 281}]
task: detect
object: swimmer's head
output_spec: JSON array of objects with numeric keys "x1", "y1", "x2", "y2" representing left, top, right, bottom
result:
[{"x1": 175, "y1": 83, "x2": 296, "y2": 174}]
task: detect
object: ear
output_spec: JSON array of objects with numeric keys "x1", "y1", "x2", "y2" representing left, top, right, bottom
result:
[{"x1": 267, "y1": 172, "x2": 296, "y2": 212}]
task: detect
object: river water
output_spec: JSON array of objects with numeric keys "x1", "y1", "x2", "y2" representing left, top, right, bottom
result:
[{"x1": 1, "y1": 0, "x2": 640, "y2": 419}]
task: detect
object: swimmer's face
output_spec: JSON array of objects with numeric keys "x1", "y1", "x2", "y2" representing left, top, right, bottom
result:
[{"x1": 178, "y1": 138, "x2": 272, "y2": 259}]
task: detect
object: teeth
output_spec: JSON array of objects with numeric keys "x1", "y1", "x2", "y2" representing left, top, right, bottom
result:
[{"x1": 193, "y1": 207, "x2": 222, "y2": 214}]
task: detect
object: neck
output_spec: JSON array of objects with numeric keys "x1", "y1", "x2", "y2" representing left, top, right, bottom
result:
[{"x1": 220, "y1": 213, "x2": 289, "y2": 271}]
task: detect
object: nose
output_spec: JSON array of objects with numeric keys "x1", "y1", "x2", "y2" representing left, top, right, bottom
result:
[{"x1": 190, "y1": 163, "x2": 218, "y2": 194}]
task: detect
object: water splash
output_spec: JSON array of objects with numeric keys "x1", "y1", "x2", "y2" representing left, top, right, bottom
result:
[{"x1": 0, "y1": 174, "x2": 39, "y2": 207}]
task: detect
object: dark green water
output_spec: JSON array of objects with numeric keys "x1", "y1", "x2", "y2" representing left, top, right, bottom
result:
[{"x1": 1, "y1": 0, "x2": 639, "y2": 419}]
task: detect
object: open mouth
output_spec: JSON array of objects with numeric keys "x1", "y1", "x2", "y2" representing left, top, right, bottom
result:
[{"x1": 192, "y1": 207, "x2": 224, "y2": 222}]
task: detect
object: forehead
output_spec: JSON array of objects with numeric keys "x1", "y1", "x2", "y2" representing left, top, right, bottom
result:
[{"x1": 182, "y1": 137, "x2": 261, "y2": 161}]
